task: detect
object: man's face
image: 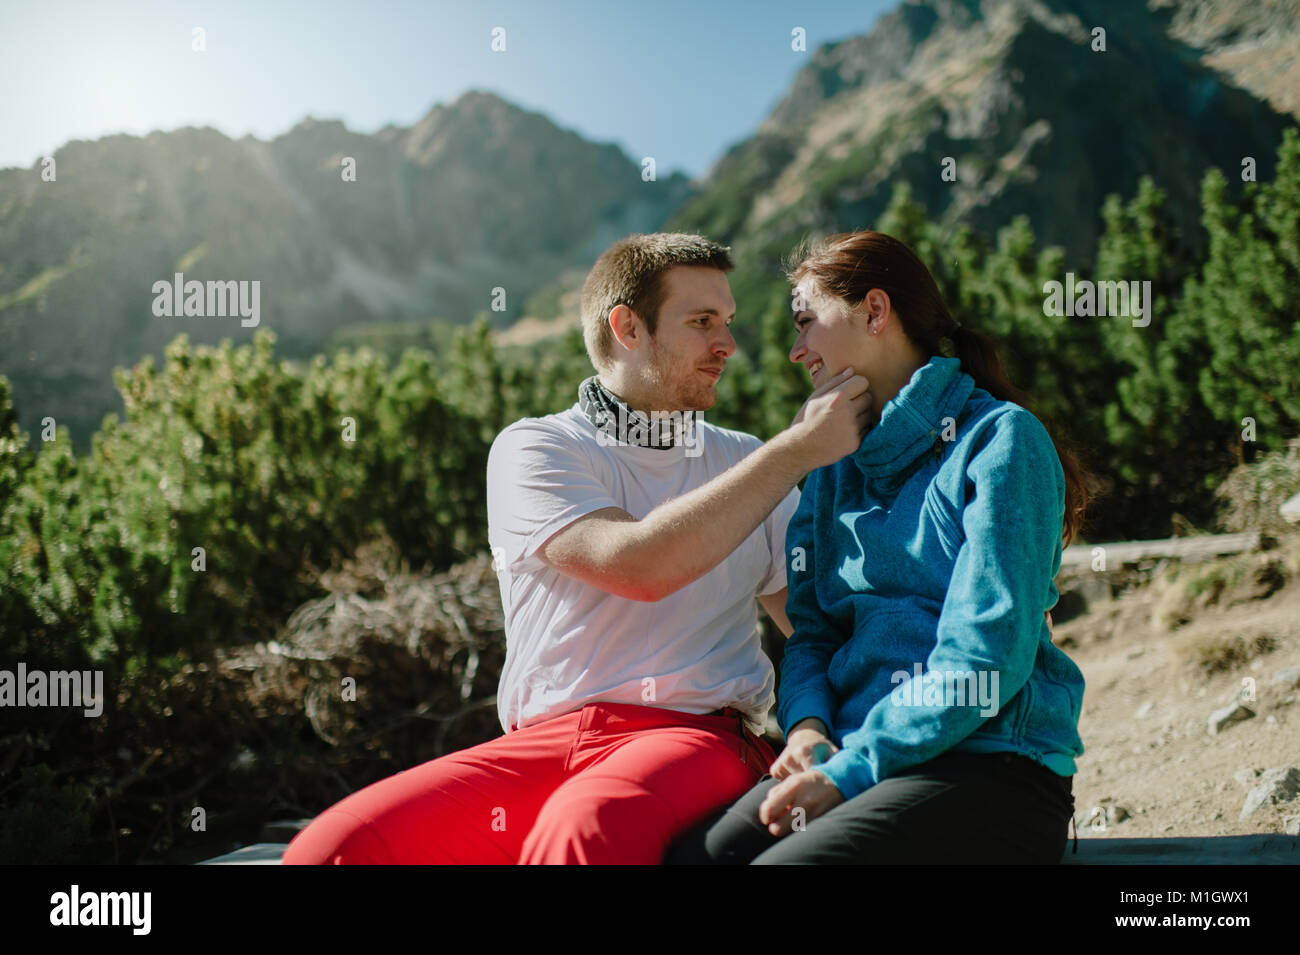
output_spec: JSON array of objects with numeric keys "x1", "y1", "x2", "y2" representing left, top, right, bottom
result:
[{"x1": 639, "y1": 266, "x2": 738, "y2": 412}]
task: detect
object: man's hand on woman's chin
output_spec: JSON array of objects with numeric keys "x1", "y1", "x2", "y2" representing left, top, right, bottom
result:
[{"x1": 786, "y1": 366, "x2": 873, "y2": 467}]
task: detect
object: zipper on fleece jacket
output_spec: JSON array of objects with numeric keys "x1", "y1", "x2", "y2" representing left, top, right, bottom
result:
[{"x1": 896, "y1": 395, "x2": 940, "y2": 448}]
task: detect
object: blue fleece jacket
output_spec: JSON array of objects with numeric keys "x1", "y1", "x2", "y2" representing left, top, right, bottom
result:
[{"x1": 778, "y1": 356, "x2": 1085, "y2": 801}]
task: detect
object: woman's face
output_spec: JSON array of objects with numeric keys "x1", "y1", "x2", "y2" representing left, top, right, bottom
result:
[{"x1": 788, "y1": 277, "x2": 871, "y2": 389}]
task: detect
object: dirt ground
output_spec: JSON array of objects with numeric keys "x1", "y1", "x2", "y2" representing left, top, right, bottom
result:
[{"x1": 1055, "y1": 537, "x2": 1300, "y2": 839}]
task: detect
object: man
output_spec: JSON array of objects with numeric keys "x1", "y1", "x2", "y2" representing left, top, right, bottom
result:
[{"x1": 282, "y1": 233, "x2": 870, "y2": 864}]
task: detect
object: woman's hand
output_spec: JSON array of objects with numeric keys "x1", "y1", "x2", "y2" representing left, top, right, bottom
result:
[
  {"x1": 769, "y1": 718, "x2": 839, "y2": 780},
  {"x1": 758, "y1": 769, "x2": 845, "y2": 836}
]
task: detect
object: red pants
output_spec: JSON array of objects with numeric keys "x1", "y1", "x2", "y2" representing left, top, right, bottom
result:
[{"x1": 282, "y1": 701, "x2": 777, "y2": 865}]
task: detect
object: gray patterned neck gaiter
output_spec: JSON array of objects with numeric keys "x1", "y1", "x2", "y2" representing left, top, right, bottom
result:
[{"x1": 577, "y1": 376, "x2": 699, "y2": 451}]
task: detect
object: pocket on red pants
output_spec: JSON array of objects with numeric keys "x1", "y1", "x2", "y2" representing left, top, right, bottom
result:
[{"x1": 739, "y1": 728, "x2": 777, "y2": 777}]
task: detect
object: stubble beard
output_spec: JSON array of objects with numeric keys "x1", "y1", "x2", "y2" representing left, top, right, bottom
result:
[{"x1": 645, "y1": 335, "x2": 715, "y2": 413}]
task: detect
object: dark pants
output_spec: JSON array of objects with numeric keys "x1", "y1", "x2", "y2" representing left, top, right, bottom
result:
[{"x1": 665, "y1": 750, "x2": 1075, "y2": 865}]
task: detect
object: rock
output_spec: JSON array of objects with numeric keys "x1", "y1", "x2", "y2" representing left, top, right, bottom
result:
[
  {"x1": 1272, "y1": 666, "x2": 1300, "y2": 689},
  {"x1": 1235, "y1": 767, "x2": 1261, "y2": 788},
  {"x1": 1080, "y1": 803, "x2": 1130, "y2": 830},
  {"x1": 1135, "y1": 700, "x2": 1153, "y2": 718},
  {"x1": 1239, "y1": 767, "x2": 1300, "y2": 821},
  {"x1": 1208, "y1": 703, "x2": 1255, "y2": 735},
  {"x1": 1222, "y1": 678, "x2": 1260, "y2": 706},
  {"x1": 1078, "y1": 807, "x2": 1106, "y2": 831},
  {"x1": 1285, "y1": 816, "x2": 1300, "y2": 836},
  {"x1": 1280, "y1": 490, "x2": 1300, "y2": 524}
]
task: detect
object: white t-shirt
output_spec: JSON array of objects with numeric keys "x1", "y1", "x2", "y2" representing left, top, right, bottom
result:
[{"x1": 486, "y1": 404, "x2": 800, "y2": 736}]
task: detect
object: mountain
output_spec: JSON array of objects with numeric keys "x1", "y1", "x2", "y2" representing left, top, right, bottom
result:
[
  {"x1": 1163, "y1": 0, "x2": 1300, "y2": 118},
  {"x1": 4, "y1": 1, "x2": 1298, "y2": 444},
  {"x1": 0, "y1": 91, "x2": 690, "y2": 446},
  {"x1": 668, "y1": 0, "x2": 1296, "y2": 271}
]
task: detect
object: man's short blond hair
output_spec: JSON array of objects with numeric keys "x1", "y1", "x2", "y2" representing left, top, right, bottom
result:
[{"x1": 580, "y1": 233, "x2": 734, "y2": 372}]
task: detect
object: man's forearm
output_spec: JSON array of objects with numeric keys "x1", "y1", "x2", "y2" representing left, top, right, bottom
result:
[
  {"x1": 619, "y1": 429, "x2": 810, "y2": 599},
  {"x1": 538, "y1": 368, "x2": 869, "y2": 601}
]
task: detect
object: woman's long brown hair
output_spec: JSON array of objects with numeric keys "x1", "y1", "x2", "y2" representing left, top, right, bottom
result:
[{"x1": 788, "y1": 230, "x2": 1090, "y2": 545}]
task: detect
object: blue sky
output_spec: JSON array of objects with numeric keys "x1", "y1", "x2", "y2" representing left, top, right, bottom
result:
[{"x1": 0, "y1": 0, "x2": 896, "y2": 177}]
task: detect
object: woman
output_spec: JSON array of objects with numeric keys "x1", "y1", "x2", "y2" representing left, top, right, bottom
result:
[{"x1": 668, "y1": 230, "x2": 1089, "y2": 864}]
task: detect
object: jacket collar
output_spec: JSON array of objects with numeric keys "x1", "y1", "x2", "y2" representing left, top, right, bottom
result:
[{"x1": 851, "y1": 356, "x2": 974, "y2": 486}]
